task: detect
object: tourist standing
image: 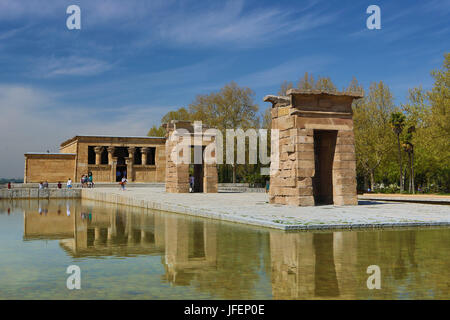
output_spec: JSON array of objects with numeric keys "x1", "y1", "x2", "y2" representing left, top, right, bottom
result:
[
  {"x1": 43, "y1": 181, "x2": 49, "y2": 188},
  {"x1": 121, "y1": 177, "x2": 127, "y2": 191},
  {"x1": 189, "y1": 175, "x2": 194, "y2": 193},
  {"x1": 67, "y1": 178, "x2": 72, "y2": 189},
  {"x1": 39, "y1": 182, "x2": 43, "y2": 189},
  {"x1": 88, "y1": 172, "x2": 94, "y2": 188},
  {"x1": 7, "y1": 182, "x2": 11, "y2": 189},
  {"x1": 57, "y1": 182, "x2": 62, "y2": 189}
]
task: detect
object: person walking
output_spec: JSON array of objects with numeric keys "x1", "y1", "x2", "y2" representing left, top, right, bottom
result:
[
  {"x1": 120, "y1": 177, "x2": 127, "y2": 191},
  {"x1": 67, "y1": 178, "x2": 72, "y2": 189}
]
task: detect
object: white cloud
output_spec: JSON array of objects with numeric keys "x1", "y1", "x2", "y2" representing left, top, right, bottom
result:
[
  {"x1": 34, "y1": 56, "x2": 112, "y2": 77},
  {"x1": 156, "y1": 0, "x2": 337, "y2": 47}
]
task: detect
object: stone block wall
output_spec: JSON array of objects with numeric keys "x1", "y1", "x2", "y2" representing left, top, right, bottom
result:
[
  {"x1": 0, "y1": 188, "x2": 81, "y2": 199},
  {"x1": 203, "y1": 164, "x2": 218, "y2": 193},
  {"x1": 270, "y1": 109, "x2": 316, "y2": 206},
  {"x1": 24, "y1": 153, "x2": 76, "y2": 183},
  {"x1": 165, "y1": 135, "x2": 190, "y2": 193},
  {"x1": 333, "y1": 130, "x2": 358, "y2": 205}
]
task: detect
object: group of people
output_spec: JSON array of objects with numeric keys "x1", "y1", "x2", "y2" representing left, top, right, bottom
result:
[
  {"x1": 81, "y1": 173, "x2": 94, "y2": 188},
  {"x1": 36, "y1": 175, "x2": 93, "y2": 189}
]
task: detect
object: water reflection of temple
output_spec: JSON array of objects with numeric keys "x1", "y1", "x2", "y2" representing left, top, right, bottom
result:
[
  {"x1": 16, "y1": 199, "x2": 450, "y2": 300},
  {"x1": 163, "y1": 216, "x2": 217, "y2": 285},
  {"x1": 23, "y1": 200, "x2": 167, "y2": 257},
  {"x1": 269, "y1": 231, "x2": 359, "y2": 299},
  {"x1": 20, "y1": 200, "x2": 266, "y2": 299}
]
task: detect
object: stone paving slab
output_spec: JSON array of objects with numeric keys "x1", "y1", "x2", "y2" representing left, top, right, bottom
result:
[{"x1": 82, "y1": 187, "x2": 450, "y2": 231}]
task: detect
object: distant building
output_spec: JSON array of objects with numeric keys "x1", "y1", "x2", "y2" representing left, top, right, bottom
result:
[{"x1": 24, "y1": 135, "x2": 166, "y2": 183}]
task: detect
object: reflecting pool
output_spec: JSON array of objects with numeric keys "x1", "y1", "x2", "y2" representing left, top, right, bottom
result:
[{"x1": 0, "y1": 199, "x2": 449, "y2": 299}]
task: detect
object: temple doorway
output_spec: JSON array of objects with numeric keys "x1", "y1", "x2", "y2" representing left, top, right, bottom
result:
[
  {"x1": 313, "y1": 130, "x2": 337, "y2": 205},
  {"x1": 192, "y1": 164, "x2": 204, "y2": 193},
  {"x1": 116, "y1": 165, "x2": 127, "y2": 182},
  {"x1": 114, "y1": 147, "x2": 128, "y2": 182},
  {"x1": 189, "y1": 145, "x2": 205, "y2": 193}
]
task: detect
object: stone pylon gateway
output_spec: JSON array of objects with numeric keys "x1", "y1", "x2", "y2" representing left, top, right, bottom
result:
[
  {"x1": 164, "y1": 120, "x2": 218, "y2": 193},
  {"x1": 264, "y1": 89, "x2": 363, "y2": 206}
]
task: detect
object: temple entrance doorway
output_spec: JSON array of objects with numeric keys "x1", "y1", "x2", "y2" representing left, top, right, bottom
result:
[
  {"x1": 313, "y1": 130, "x2": 337, "y2": 205},
  {"x1": 114, "y1": 147, "x2": 128, "y2": 182},
  {"x1": 189, "y1": 145, "x2": 206, "y2": 193},
  {"x1": 116, "y1": 165, "x2": 127, "y2": 182},
  {"x1": 191, "y1": 164, "x2": 204, "y2": 193}
]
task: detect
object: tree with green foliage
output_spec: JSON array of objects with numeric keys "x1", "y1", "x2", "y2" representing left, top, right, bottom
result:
[
  {"x1": 189, "y1": 82, "x2": 260, "y2": 183},
  {"x1": 402, "y1": 126, "x2": 416, "y2": 193},
  {"x1": 314, "y1": 76, "x2": 337, "y2": 92},
  {"x1": 278, "y1": 80, "x2": 294, "y2": 96},
  {"x1": 353, "y1": 81, "x2": 396, "y2": 191},
  {"x1": 390, "y1": 112, "x2": 406, "y2": 192},
  {"x1": 147, "y1": 125, "x2": 166, "y2": 137},
  {"x1": 298, "y1": 72, "x2": 315, "y2": 90},
  {"x1": 404, "y1": 53, "x2": 450, "y2": 192},
  {"x1": 161, "y1": 107, "x2": 191, "y2": 124}
]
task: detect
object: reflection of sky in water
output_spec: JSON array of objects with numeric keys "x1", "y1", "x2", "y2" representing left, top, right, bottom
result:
[{"x1": 0, "y1": 199, "x2": 449, "y2": 300}]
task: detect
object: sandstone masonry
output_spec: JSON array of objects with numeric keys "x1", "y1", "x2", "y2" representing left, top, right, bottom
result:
[{"x1": 264, "y1": 89, "x2": 363, "y2": 206}]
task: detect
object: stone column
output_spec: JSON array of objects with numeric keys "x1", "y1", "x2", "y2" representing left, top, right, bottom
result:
[
  {"x1": 107, "y1": 147, "x2": 116, "y2": 182},
  {"x1": 125, "y1": 157, "x2": 133, "y2": 181},
  {"x1": 94, "y1": 146, "x2": 104, "y2": 165},
  {"x1": 141, "y1": 147, "x2": 149, "y2": 165},
  {"x1": 127, "y1": 147, "x2": 135, "y2": 182},
  {"x1": 107, "y1": 147, "x2": 115, "y2": 164}
]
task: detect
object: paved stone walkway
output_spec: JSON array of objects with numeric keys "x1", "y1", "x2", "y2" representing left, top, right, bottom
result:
[{"x1": 82, "y1": 187, "x2": 450, "y2": 230}]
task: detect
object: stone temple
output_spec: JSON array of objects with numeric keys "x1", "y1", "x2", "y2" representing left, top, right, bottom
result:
[
  {"x1": 264, "y1": 89, "x2": 363, "y2": 206},
  {"x1": 23, "y1": 89, "x2": 362, "y2": 206},
  {"x1": 24, "y1": 135, "x2": 167, "y2": 184}
]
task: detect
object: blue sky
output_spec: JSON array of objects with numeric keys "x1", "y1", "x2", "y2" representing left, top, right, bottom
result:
[{"x1": 0, "y1": 0, "x2": 449, "y2": 178}]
